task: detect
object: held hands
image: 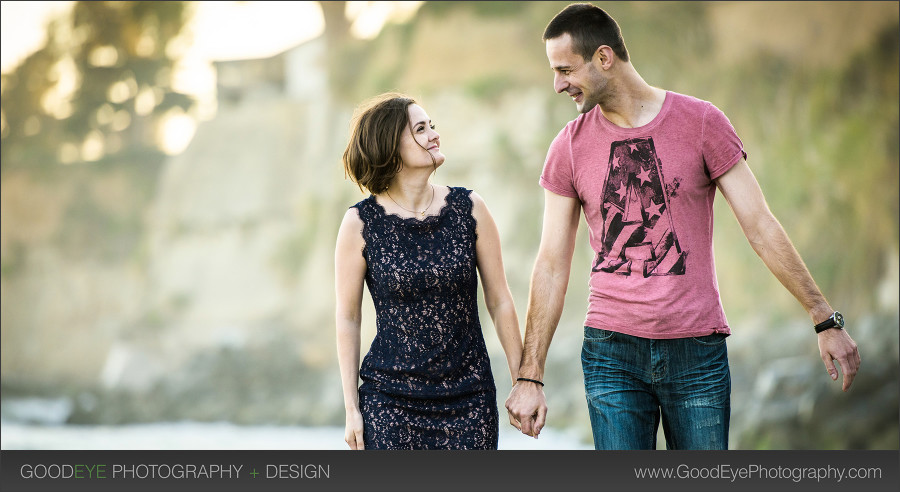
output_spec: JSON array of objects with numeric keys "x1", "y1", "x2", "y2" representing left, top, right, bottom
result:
[
  {"x1": 505, "y1": 380, "x2": 548, "y2": 438},
  {"x1": 344, "y1": 407, "x2": 365, "y2": 450},
  {"x1": 817, "y1": 328, "x2": 861, "y2": 392}
]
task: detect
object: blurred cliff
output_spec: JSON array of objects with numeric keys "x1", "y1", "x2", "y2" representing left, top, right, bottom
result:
[{"x1": 1, "y1": 1, "x2": 898, "y2": 449}]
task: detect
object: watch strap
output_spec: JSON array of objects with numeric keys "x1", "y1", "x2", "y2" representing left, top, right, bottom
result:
[{"x1": 814, "y1": 312, "x2": 844, "y2": 333}]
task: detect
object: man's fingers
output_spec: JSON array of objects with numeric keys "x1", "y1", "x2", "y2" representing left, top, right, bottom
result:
[
  {"x1": 519, "y1": 414, "x2": 535, "y2": 437},
  {"x1": 843, "y1": 341, "x2": 862, "y2": 391},
  {"x1": 822, "y1": 355, "x2": 839, "y2": 382},
  {"x1": 841, "y1": 367, "x2": 856, "y2": 391},
  {"x1": 508, "y1": 411, "x2": 522, "y2": 431},
  {"x1": 533, "y1": 405, "x2": 548, "y2": 438},
  {"x1": 837, "y1": 356, "x2": 859, "y2": 392},
  {"x1": 506, "y1": 384, "x2": 547, "y2": 437},
  {"x1": 821, "y1": 337, "x2": 861, "y2": 392},
  {"x1": 819, "y1": 329, "x2": 861, "y2": 392}
]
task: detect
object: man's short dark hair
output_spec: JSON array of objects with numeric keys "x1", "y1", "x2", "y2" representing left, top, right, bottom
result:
[{"x1": 543, "y1": 3, "x2": 629, "y2": 63}]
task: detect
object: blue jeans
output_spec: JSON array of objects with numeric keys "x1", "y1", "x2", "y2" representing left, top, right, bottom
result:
[{"x1": 581, "y1": 326, "x2": 731, "y2": 450}]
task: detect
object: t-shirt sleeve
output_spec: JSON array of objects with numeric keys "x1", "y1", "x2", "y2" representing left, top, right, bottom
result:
[
  {"x1": 702, "y1": 102, "x2": 747, "y2": 180},
  {"x1": 539, "y1": 126, "x2": 578, "y2": 198}
]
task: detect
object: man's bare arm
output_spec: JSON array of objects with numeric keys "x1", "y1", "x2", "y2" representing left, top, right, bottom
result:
[
  {"x1": 716, "y1": 160, "x2": 860, "y2": 391},
  {"x1": 505, "y1": 190, "x2": 581, "y2": 437}
]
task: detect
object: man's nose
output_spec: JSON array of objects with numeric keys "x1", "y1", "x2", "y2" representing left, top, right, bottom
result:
[{"x1": 553, "y1": 73, "x2": 568, "y2": 94}]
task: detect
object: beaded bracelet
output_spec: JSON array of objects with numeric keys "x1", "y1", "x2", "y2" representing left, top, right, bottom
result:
[{"x1": 516, "y1": 377, "x2": 545, "y2": 387}]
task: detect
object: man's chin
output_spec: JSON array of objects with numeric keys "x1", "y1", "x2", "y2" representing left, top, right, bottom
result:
[{"x1": 577, "y1": 101, "x2": 597, "y2": 114}]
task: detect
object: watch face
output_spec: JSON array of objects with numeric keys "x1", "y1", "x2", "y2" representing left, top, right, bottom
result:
[{"x1": 834, "y1": 312, "x2": 844, "y2": 327}]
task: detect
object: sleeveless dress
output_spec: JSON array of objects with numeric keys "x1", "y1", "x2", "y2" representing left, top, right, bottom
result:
[{"x1": 352, "y1": 186, "x2": 499, "y2": 450}]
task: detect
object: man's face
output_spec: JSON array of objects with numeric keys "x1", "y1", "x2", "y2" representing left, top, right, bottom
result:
[{"x1": 546, "y1": 33, "x2": 607, "y2": 114}]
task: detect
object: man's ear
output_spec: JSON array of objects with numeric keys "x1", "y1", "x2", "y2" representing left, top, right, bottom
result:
[{"x1": 593, "y1": 45, "x2": 615, "y2": 70}]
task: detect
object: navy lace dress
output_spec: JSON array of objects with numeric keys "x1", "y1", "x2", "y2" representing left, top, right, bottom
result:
[{"x1": 352, "y1": 186, "x2": 498, "y2": 450}]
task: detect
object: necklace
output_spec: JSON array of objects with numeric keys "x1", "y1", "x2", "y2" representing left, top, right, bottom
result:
[{"x1": 386, "y1": 184, "x2": 435, "y2": 218}]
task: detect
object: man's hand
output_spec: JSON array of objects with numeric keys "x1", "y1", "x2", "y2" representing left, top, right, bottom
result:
[
  {"x1": 817, "y1": 328, "x2": 861, "y2": 391},
  {"x1": 505, "y1": 381, "x2": 548, "y2": 438}
]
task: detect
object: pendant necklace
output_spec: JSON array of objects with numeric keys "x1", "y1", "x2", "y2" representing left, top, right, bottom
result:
[{"x1": 387, "y1": 184, "x2": 435, "y2": 218}]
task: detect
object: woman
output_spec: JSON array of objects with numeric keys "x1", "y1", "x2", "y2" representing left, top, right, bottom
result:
[{"x1": 335, "y1": 93, "x2": 522, "y2": 450}]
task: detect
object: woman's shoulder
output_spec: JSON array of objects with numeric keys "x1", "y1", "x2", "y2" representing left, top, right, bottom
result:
[
  {"x1": 445, "y1": 186, "x2": 476, "y2": 204},
  {"x1": 442, "y1": 185, "x2": 470, "y2": 208},
  {"x1": 349, "y1": 194, "x2": 377, "y2": 213},
  {"x1": 447, "y1": 186, "x2": 484, "y2": 204},
  {"x1": 349, "y1": 193, "x2": 375, "y2": 209},
  {"x1": 345, "y1": 194, "x2": 379, "y2": 226},
  {"x1": 445, "y1": 186, "x2": 490, "y2": 221},
  {"x1": 337, "y1": 202, "x2": 367, "y2": 245},
  {"x1": 446, "y1": 185, "x2": 472, "y2": 194}
]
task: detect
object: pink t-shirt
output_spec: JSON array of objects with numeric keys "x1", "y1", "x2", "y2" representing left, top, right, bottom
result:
[{"x1": 540, "y1": 91, "x2": 746, "y2": 339}]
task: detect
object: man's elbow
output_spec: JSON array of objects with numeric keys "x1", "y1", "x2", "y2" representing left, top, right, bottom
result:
[{"x1": 743, "y1": 213, "x2": 784, "y2": 254}]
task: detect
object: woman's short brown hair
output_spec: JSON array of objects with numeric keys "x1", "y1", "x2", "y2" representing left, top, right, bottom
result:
[{"x1": 342, "y1": 92, "x2": 416, "y2": 194}]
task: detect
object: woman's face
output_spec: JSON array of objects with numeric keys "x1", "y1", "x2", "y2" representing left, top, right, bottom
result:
[{"x1": 398, "y1": 104, "x2": 444, "y2": 170}]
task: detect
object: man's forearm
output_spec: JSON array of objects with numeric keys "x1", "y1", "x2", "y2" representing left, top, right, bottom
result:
[
  {"x1": 747, "y1": 212, "x2": 833, "y2": 322},
  {"x1": 716, "y1": 161, "x2": 835, "y2": 324},
  {"x1": 518, "y1": 260, "x2": 570, "y2": 379}
]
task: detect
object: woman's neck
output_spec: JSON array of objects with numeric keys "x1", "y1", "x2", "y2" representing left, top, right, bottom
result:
[{"x1": 383, "y1": 175, "x2": 435, "y2": 215}]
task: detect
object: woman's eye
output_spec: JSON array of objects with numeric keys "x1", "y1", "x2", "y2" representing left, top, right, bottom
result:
[{"x1": 429, "y1": 124, "x2": 436, "y2": 130}]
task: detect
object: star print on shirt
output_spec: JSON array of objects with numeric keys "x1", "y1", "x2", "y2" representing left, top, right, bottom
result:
[
  {"x1": 615, "y1": 182, "x2": 628, "y2": 200},
  {"x1": 595, "y1": 136, "x2": 686, "y2": 277},
  {"x1": 646, "y1": 198, "x2": 664, "y2": 219},
  {"x1": 637, "y1": 166, "x2": 652, "y2": 186}
]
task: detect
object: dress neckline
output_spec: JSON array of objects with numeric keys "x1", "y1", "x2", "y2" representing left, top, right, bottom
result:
[{"x1": 369, "y1": 186, "x2": 455, "y2": 225}]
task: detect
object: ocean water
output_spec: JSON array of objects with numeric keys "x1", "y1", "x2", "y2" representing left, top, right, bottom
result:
[{"x1": 0, "y1": 398, "x2": 591, "y2": 450}]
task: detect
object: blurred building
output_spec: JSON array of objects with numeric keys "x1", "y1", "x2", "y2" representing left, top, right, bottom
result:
[{"x1": 214, "y1": 37, "x2": 326, "y2": 106}]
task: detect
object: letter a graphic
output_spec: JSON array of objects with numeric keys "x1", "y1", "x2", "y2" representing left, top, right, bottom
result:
[{"x1": 593, "y1": 137, "x2": 686, "y2": 277}]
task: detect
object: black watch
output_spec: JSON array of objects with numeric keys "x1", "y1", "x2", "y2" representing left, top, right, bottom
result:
[{"x1": 814, "y1": 311, "x2": 844, "y2": 333}]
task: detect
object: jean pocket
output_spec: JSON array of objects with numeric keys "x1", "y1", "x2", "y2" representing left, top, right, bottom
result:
[
  {"x1": 583, "y1": 326, "x2": 616, "y2": 341},
  {"x1": 690, "y1": 333, "x2": 728, "y2": 346}
]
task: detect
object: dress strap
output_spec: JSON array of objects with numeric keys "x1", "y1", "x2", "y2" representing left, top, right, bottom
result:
[
  {"x1": 351, "y1": 195, "x2": 379, "y2": 223},
  {"x1": 446, "y1": 186, "x2": 473, "y2": 218}
]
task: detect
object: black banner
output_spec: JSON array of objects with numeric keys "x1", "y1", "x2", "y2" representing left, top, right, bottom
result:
[{"x1": 1, "y1": 450, "x2": 898, "y2": 492}]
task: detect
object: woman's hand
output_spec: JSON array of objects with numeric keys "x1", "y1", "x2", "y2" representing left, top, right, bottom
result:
[{"x1": 344, "y1": 407, "x2": 365, "y2": 450}]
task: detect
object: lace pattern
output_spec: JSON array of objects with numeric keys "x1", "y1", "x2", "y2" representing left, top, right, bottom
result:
[{"x1": 351, "y1": 186, "x2": 498, "y2": 449}]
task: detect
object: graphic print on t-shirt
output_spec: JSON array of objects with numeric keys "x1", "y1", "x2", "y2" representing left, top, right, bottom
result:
[{"x1": 592, "y1": 137, "x2": 686, "y2": 277}]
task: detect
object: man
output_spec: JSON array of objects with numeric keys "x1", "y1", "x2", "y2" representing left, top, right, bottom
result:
[{"x1": 505, "y1": 3, "x2": 861, "y2": 450}]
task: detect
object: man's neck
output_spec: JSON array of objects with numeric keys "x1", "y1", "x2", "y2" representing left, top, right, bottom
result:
[{"x1": 597, "y1": 66, "x2": 665, "y2": 129}]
